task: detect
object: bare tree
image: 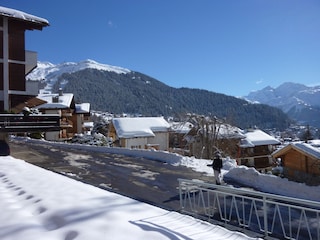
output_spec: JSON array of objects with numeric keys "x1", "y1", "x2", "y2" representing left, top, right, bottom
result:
[
  {"x1": 183, "y1": 113, "x2": 243, "y2": 159},
  {"x1": 185, "y1": 113, "x2": 223, "y2": 159}
]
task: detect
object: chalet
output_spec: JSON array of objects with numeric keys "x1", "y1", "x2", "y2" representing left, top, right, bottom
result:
[
  {"x1": 36, "y1": 91, "x2": 75, "y2": 140},
  {"x1": 35, "y1": 90, "x2": 91, "y2": 141},
  {"x1": 272, "y1": 142, "x2": 320, "y2": 183},
  {"x1": 109, "y1": 117, "x2": 170, "y2": 150},
  {"x1": 238, "y1": 129, "x2": 280, "y2": 169},
  {"x1": 75, "y1": 103, "x2": 93, "y2": 134},
  {"x1": 0, "y1": 6, "x2": 49, "y2": 112}
]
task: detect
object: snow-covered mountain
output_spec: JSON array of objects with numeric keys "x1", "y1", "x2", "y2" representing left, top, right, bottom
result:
[
  {"x1": 26, "y1": 59, "x2": 291, "y2": 130},
  {"x1": 27, "y1": 59, "x2": 130, "y2": 93},
  {"x1": 245, "y1": 82, "x2": 320, "y2": 127}
]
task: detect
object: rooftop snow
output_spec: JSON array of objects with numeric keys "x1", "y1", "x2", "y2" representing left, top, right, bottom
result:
[
  {"x1": 75, "y1": 103, "x2": 90, "y2": 113},
  {"x1": 36, "y1": 93, "x2": 74, "y2": 109},
  {"x1": 240, "y1": 129, "x2": 280, "y2": 147},
  {"x1": 113, "y1": 117, "x2": 170, "y2": 138},
  {"x1": 273, "y1": 142, "x2": 320, "y2": 160},
  {"x1": 0, "y1": 6, "x2": 49, "y2": 26}
]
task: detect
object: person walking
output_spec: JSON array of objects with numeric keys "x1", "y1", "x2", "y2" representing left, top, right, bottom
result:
[{"x1": 207, "y1": 151, "x2": 223, "y2": 185}]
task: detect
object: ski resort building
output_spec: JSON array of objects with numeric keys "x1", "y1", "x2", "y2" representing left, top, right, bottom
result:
[{"x1": 0, "y1": 6, "x2": 49, "y2": 112}]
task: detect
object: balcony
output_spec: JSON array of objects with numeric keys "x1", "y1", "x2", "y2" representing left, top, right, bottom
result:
[{"x1": 25, "y1": 50, "x2": 37, "y2": 75}]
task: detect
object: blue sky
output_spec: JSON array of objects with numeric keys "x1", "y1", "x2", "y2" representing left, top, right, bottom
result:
[{"x1": 2, "y1": 0, "x2": 320, "y2": 96}]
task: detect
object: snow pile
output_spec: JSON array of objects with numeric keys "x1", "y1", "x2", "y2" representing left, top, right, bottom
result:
[
  {"x1": 224, "y1": 166, "x2": 320, "y2": 202},
  {"x1": 0, "y1": 156, "x2": 258, "y2": 240}
]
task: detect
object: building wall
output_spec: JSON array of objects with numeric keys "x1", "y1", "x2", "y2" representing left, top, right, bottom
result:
[
  {"x1": 0, "y1": 17, "x2": 26, "y2": 111},
  {"x1": 125, "y1": 137, "x2": 148, "y2": 149},
  {"x1": 147, "y1": 132, "x2": 169, "y2": 151},
  {"x1": 119, "y1": 132, "x2": 169, "y2": 151},
  {"x1": 283, "y1": 150, "x2": 320, "y2": 177},
  {"x1": 283, "y1": 150, "x2": 305, "y2": 173}
]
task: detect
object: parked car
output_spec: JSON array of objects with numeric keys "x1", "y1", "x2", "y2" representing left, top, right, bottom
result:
[{"x1": 0, "y1": 140, "x2": 10, "y2": 156}]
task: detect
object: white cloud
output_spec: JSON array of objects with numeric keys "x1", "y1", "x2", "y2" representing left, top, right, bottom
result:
[
  {"x1": 255, "y1": 78, "x2": 263, "y2": 85},
  {"x1": 107, "y1": 20, "x2": 116, "y2": 28}
]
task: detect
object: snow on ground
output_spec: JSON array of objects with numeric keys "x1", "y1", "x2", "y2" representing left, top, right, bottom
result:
[
  {"x1": 2, "y1": 137, "x2": 320, "y2": 239},
  {"x1": 0, "y1": 155, "x2": 259, "y2": 240}
]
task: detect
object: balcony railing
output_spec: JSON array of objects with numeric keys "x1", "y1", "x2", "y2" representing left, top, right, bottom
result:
[{"x1": 178, "y1": 179, "x2": 320, "y2": 240}]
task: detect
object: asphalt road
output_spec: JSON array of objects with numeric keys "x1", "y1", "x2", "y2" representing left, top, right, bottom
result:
[{"x1": 9, "y1": 139, "x2": 214, "y2": 211}]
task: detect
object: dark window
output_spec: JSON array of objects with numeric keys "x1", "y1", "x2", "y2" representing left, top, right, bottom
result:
[
  {"x1": 0, "y1": 31, "x2": 3, "y2": 58},
  {"x1": 8, "y1": 21, "x2": 25, "y2": 61},
  {"x1": 9, "y1": 63, "x2": 25, "y2": 90},
  {"x1": 0, "y1": 63, "x2": 3, "y2": 90}
]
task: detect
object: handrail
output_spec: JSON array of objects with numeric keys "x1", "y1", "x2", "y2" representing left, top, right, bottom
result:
[{"x1": 178, "y1": 178, "x2": 320, "y2": 240}]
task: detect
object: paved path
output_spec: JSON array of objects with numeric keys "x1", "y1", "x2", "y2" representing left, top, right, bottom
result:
[{"x1": 10, "y1": 140, "x2": 214, "y2": 211}]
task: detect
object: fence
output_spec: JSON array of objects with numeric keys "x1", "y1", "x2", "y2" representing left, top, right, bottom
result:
[
  {"x1": 0, "y1": 114, "x2": 60, "y2": 132},
  {"x1": 178, "y1": 179, "x2": 320, "y2": 240}
]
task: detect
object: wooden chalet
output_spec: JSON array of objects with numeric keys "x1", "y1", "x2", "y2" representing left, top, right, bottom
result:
[
  {"x1": 238, "y1": 129, "x2": 281, "y2": 169},
  {"x1": 272, "y1": 142, "x2": 320, "y2": 183}
]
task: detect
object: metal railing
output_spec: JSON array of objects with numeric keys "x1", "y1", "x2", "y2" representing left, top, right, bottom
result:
[
  {"x1": 178, "y1": 179, "x2": 320, "y2": 240},
  {"x1": 0, "y1": 114, "x2": 61, "y2": 132}
]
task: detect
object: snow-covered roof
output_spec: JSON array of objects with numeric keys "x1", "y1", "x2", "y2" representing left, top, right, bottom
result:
[
  {"x1": 273, "y1": 142, "x2": 320, "y2": 160},
  {"x1": 36, "y1": 93, "x2": 74, "y2": 109},
  {"x1": 240, "y1": 129, "x2": 280, "y2": 147},
  {"x1": 0, "y1": 6, "x2": 49, "y2": 26},
  {"x1": 75, "y1": 103, "x2": 90, "y2": 114},
  {"x1": 217, "y1": 124, "x2": 245, "y2": 139},
  {"x1": 112, "y1": 117, "x2": 170, "y2": 138}
]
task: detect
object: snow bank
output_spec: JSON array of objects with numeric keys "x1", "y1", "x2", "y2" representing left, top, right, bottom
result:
[{"x1": 224, "y1": 166, "x2": 320, "y2": 201}]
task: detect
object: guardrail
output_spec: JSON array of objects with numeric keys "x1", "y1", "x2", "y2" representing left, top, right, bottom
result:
[
  {"x1": 0, "y1": 114, "x2": 61, "y2": 132},
  {"x1": 178, "y1": 179, "x2": 320, "y2": 240}
]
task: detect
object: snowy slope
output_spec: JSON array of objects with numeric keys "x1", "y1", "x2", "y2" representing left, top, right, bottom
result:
[{"x1": 27, "y1": 59, "x2": 130, "y2": 93}]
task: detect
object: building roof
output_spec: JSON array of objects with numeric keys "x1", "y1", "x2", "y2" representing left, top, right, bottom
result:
[
  {"x1": 240, "y1": 129, "x2": 280, "y2": 148},
  {"x1": 0, "y1": 6, "x2": 49, "y2": 28},
  {"x1": 112, "y1": 117, "x2": 170, "y2": 138},
  {"x1": 36, "y1": 93, "x2": 74, "y2": 109},
  {"x1": 272, "y1": 142, "x2": 320, "y2": 160},
  {"x1": 11, "y1": 97, "x2": 47, "y2": 113},
  {"x1": 75, "y1": 103, "x2": 90, "y2": 114}
]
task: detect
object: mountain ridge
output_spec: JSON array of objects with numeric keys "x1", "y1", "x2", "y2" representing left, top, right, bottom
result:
[
  {"x1": 27, "y1": 60, "x2": 292, "y2": 130},
  {"x1": 245, "y1": 82, "x2": 320, "y2": 127}
]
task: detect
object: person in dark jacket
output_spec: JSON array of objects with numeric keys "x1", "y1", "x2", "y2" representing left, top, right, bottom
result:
[{"x1": 207, "y1": 151, "x2": 223, "y2": 184}]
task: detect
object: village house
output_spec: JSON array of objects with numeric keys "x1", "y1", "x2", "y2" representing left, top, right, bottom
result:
[
  {"x1": 109, "y1": 117, "x2": 170, "y2": 151},
  {"x1": 0, "y1": 6, "x2": 49, "y2": 112},
  {"x1": 75, "y1": 102, "x2": 92, "y2": 134},
  {"x1": 238, "y1": 129, "x2": 281, "y2": 169},
  {"x1": 272, "y1": 142, "x2": 320, "y2": 184},
  {"x1": 36, "y1": 90, "x2": 92, "y2": 141}
]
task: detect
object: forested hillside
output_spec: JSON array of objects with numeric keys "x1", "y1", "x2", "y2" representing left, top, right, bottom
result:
[{"x1": 52, "y1": 68, "x2": 292, "y2": 130}]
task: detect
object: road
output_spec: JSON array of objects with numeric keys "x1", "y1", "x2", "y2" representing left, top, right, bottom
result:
[{"x1": 9, "y1": 139, "x2": 214, "y2": 211}]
